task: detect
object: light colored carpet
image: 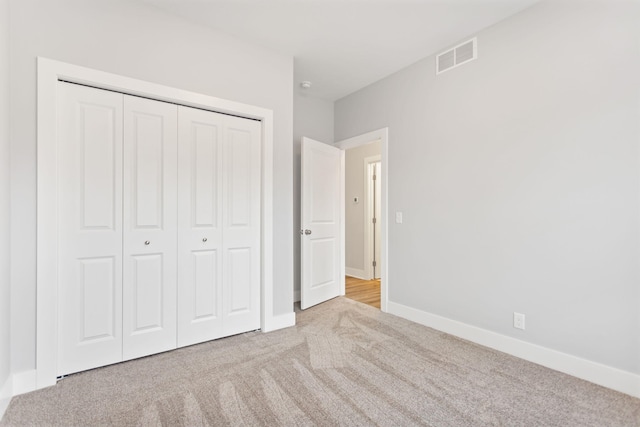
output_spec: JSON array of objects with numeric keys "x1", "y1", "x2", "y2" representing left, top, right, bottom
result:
[{"x1": 2, "y1": 297, "x2": 639, "y2": 426}]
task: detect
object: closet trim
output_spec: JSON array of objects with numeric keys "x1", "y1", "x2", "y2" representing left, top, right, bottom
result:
[{"x1": 36, "y1": 57, "x2": 276, "y2": 390}]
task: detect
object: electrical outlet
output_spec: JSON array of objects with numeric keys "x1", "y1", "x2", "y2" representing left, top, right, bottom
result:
[{"x1": 513, "y1": 312, "x2": 525, "y2": 330}]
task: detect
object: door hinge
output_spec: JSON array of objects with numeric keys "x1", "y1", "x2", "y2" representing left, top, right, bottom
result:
[
  {"x1": 373, "y1": 174, "x2": 377, "y2": 181},
  {"x1": 373, "y1": 260, "x2": 377, "y2": 267},
  {"x1": 372, "y1": 217, "x2": 377, "y2": 224}
]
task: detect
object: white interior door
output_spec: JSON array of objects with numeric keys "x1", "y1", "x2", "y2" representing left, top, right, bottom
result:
[
  {"x1": 301, "y1": 137, "x2": 344, "y2": 310},
  {"x1": 122, "y1": 96, "x2": 178, "y2": 361},
  {"x1": 57, "y1": 83, "x2": 124, "y2": 376},
  {"x1": 177, "y1": 106, "x2": 224, "y2": 347}
]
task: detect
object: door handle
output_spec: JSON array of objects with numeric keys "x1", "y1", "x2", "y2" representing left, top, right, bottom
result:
[{"x1": 304, "y1": 229, "x2": 312, "y2": 235}]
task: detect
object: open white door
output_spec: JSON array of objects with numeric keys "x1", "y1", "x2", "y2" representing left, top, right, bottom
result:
[{"x1": 301, "y1": 137, "x2": 344, "y2": 310}]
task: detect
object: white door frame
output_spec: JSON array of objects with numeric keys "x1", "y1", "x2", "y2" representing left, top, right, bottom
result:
[
  {"x1": 36, "y1": 57, "x2": 277, "y2": 390},
  {"x1": 336, "y1": 128, "x2": 389, "y2": 312},
  {"x1": 364, "y1": 155, "x2": 381, "y2": 280}
]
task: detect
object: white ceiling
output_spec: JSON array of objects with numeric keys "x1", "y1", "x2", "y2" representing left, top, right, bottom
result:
[{"x1": 140, "y1": 0, "x2": 539, "y2": 100}]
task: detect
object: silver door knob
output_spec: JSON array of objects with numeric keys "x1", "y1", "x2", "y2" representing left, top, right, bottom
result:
[
  {"x1": 202, "y1": 238, "x2": 208, "y2": 242},
  {"x1": 144, "y1": 240, "x2": 150, "y2": 245},
  {"x1": 304, "y1": 229, "x2": 312, "y2": 235}
]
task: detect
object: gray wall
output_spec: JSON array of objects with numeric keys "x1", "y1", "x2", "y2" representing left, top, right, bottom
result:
[
  {"x1": 335, "y1": 0, "x2": 640, "y2": 374},
  {"x1": 0, "y1": 0, "x2": 11, "y2": 397},
  {"x1": 293, "y1": 90, "x2": 334, "y2": 299},
  {"x1": 9, "y1": 0, "x2": 294, "y2": 375},
  {"x1": 345, "y1": 142, "x2": 381, "y2": 275}
]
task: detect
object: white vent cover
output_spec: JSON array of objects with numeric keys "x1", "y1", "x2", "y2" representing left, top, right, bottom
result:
[{"x1": 436, "y1": 38, "x2": 477, "y2": 75}]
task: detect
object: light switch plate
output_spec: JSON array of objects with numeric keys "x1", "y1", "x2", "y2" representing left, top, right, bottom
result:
[{"x1": 513, "y1": 312, "x2": 525, "y2": 330}]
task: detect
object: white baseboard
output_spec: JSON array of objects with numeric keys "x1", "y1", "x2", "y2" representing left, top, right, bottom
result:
[
  {"x1": 262, "y1": 311, "x2": 296, "y2": 333},
  {"x1": 12, "y1": 370, "x2": 37, "y2": 396},
  {"x1": 345, "y1": 268, "x2": 367, "y2": 280},
  {"x1": 387, "y1": 301, "x2": 640, "y2": 398},
  {"x1": 0, "y1": 375, "x2": 12, "y2": 421}
]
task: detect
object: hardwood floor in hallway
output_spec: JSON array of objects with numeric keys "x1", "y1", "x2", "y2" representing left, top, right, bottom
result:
[{"x1": 345, "y1": 276, "x2": 380, "y2": 309}]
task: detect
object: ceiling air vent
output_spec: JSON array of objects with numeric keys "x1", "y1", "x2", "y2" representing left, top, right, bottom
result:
[{"x1": 436, "y1": 38, "x2": 477, "y2": 75}]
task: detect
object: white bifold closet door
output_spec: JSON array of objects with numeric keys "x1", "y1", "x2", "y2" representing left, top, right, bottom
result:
[
  {"x1": 177, "y1": 106, "x2": 261, "y2": 347},
  {"x1": 58, "y1": 84, "x2": 178, "y2": 374},
  {"x1": 58, "y1": 83, "x2": 124, "y2": 376},
  {"x1": 219, "y1": 114, "x2": 261, "y2": 337},
  {"x1": 122, "y1": 96, "x2": 178, "y2": 361},
  {"x1": 57, "y1": 82, "x2": 261, "y2": 377}
]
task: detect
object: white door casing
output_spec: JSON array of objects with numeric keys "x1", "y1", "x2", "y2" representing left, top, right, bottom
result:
[
  {"x1": 57, "y1": 83, "x2": 124, "y2": 376},
  {"x1": 300, "y1": 137, "x2": 344, "y2": 310},
  {"x1": 37, "y1": 58, "x2": 280, "y2": 390},
  {"x1": 122, "y1": 96, "x2": 178, "y2": 361}
]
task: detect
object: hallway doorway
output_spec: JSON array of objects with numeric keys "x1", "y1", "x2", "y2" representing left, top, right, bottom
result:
[{"x1": 338, "y1": 127, "x2": 388, "y2": 311}]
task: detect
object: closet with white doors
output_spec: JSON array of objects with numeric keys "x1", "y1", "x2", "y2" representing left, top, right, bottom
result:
[{"x1": 56, "y1": 81, "x2": 261, "y2": 377}]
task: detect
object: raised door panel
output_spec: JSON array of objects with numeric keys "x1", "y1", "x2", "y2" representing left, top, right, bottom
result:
[
  {"x1": 177, "y1": 106, "x2": 224, "y2": 347},
  {"x1": 310, "y1": 238, "x2": 336, "y2": 289},
  {"x1": 192, "y1": 250, "x2": 219, "y2": 319},
  {"x1": 123, "y1": 96, "x2": 178, "y2": 361},
  {"x1": 193, "y1": 122, "x2": 219, "y2": 227},
  {"x1": 227, "y1": 128, "x2": 251, "y2": 227},
  {"x1": 227, "y1": 248, "x2": 252, "y2": 313},
  {"x1": 57, "y1": 82, "x2": 123, "y2": 376},
  {"x1": 79, "y1": 257, "x2": 118, "y2": 340},
  {"x1": 130, "y1": 254, "x2": 164, "y2": 332},
  {"x1": 222, "y1": 116, "x2": 261, "y2": 335}
]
